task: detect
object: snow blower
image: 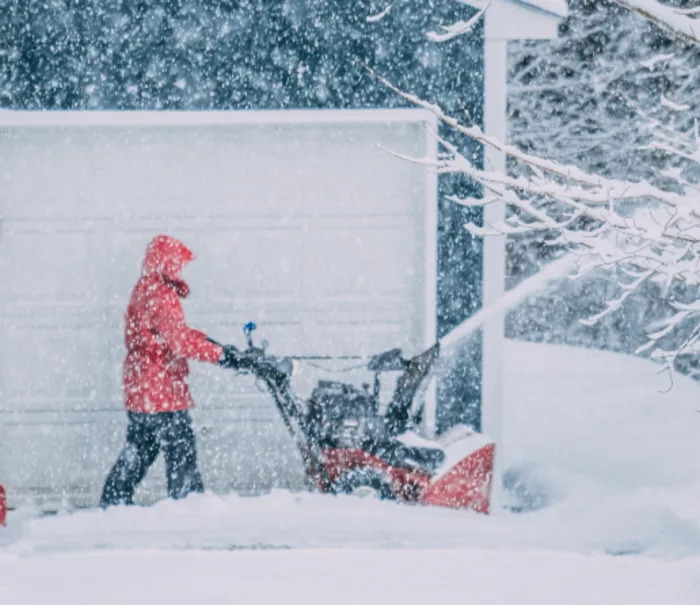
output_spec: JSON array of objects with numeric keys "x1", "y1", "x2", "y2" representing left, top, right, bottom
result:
[{"x1": 222, "y1": 323, "x2": 495, "y2": 513}]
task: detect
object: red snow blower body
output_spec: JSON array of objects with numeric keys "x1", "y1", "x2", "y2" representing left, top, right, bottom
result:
[
  {"x1": 226, "y1": 323, "x2": 495, "y2": 513},
  {"x1": 0, "y1": 483, "x2": 6, "y2": 526}
]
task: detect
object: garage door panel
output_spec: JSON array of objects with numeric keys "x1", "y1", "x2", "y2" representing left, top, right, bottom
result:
[
  {"x1": 0, "y1": 232, "x2": 82, "y2": 301},
  {"x1": 0, "y1": 326, "x2": 121, "y2": 411},
  {"x1": 185, "y1": 229, "x2": 304, "y2": 299},
  {"x1": 0, "y1": 123, "x2": 427, "y2": 219},
  {"x1": 306, "y1": 228, "x2": 419, "y2": 297},
  {"x1": 0, "y1": 133, "x2": 203, "y2": 209},
  {"x1": 0, "y1": 229, "x2": 146, "y2": 303},
  {"x1": 304, "y1": 321, "x2": 418, "y2": 358},
  {"x1": 0, "y1": 141, "x2": 94, "y2": 206},
  {"x1": 199, "y1": 124, "x2": 425, "y2": 210},
  {"x1": 0, "y1": 418, "x2": 126, "y2": 501}
]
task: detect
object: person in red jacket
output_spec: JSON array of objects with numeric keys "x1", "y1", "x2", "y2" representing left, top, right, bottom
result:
[{"x1": 100, "y1": 235, "x2": 239, "y2": 508}]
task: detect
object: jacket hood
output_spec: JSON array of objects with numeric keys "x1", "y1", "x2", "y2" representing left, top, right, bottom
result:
[{"x1": 142, "y1": 235, "x2": 194, "y2": 298}]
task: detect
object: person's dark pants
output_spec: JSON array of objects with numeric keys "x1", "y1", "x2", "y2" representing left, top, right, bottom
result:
[{"x1": 100, "y1": 410, "x2": 205, "y2": 508}]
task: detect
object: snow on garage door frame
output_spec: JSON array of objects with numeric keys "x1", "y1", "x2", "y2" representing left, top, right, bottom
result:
[{"x1": 0, "y1": 108, "x2": 438, "y2": 508}]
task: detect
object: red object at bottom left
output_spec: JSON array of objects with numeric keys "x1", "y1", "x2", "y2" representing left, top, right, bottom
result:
[{"x1": 0, "y1": 484, "x2": 6, "y2": 526}]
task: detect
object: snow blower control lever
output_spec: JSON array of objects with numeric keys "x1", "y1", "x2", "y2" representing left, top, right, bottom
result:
[{"x1": 243, "y1": 321, "x2": 257, "y2": 349}]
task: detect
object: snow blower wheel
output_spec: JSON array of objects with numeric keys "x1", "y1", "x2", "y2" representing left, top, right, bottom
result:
[{"x1": 333, "y1": 468, "x2": 394, "y2": 500}]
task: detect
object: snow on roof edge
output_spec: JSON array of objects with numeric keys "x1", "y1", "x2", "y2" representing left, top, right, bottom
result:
[
  {"x1": 0, "y1": 108, "x2": 438, "y2": 128},
  {"x1": 510, "y1": 0, "x2": 568, "y2": 18}
]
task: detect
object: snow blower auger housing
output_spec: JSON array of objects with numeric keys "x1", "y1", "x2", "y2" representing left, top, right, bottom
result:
[{"x1": 225, "y1": 322, "x2": 495, "y2": 513}]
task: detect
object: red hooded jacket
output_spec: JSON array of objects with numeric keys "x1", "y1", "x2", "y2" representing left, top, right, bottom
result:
[{"x1": 123, "y1": 235, "x2": 223, "y2": 413}]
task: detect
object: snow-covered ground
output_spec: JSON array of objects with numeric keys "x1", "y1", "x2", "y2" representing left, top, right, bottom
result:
[
  {"x1": 2, "y1": 340, "x2": 700, "y2": 603},
  {"x1": 3, "y1": 548, "x2": 698, "y2": 605}
]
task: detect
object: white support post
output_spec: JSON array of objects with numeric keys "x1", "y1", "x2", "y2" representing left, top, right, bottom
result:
[
  {"x1": 422, "y1": 113, "x2": 440, "y2": 439},
  {"x1": 482, "y1": 35, "x2": 508, "y2": 510}
]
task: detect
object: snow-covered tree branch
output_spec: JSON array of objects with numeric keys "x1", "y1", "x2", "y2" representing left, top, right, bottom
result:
[
  {"x1": 613, "y1": 0, "x2": 700, "y2": 44},
  {"x1": 389, "y1": 0, "x2": 700, "y2": 375}
]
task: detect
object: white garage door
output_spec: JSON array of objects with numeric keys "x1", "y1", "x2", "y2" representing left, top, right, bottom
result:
[{"x1": 0, "y1": 109, "x2": 437, "y2": 508}]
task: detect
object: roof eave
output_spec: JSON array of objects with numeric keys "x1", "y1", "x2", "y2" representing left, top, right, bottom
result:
[{"x1": 507, "y1": 0, "x2": 568, "y2": 19}]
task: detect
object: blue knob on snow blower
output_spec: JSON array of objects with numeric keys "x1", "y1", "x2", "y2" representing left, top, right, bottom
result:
[{"x1": 243, "y1": 322, "x2": 257, "y2": 347}]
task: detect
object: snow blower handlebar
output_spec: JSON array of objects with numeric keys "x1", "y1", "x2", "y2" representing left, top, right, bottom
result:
[
  {"x1": 229, "y1": 322, "x2": 331, "y2": 489},
  {"x1": 213, "y1": 322, "x2": 297, "y2": 383}
]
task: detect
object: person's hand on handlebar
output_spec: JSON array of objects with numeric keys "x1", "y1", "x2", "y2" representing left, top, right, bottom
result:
[{"x1": 218, "y1": 344, "x2": 245, "y2": 370}]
